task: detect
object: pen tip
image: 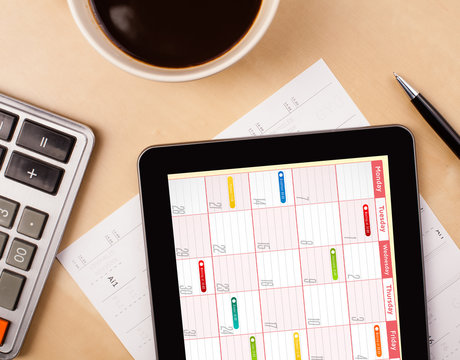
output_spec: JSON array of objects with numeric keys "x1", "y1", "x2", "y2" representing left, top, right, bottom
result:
[{"x1": 393, "y1": 72, "x2": 399, "y2": 78}]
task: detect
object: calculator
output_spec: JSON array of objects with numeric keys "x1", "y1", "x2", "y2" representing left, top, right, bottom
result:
[{"x1": 0, "y1": 93, "x2": 94, "y2": 359}]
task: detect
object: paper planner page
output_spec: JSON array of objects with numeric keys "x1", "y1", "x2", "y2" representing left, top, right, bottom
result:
[
  {"x1": 169, "y1": 157, "x2": 401, "y2": 360},
  {"x1": 57, "y1": 59, "x2": 460, "y2": 360}
]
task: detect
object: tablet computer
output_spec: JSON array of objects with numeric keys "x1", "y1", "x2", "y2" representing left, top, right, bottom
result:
[{"x1": 138, "y1": 125, "x2": 429, "y2": 360}]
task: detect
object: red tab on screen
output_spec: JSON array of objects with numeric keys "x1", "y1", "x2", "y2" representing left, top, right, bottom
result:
[
  {"x1": 372, "y1": 160, "x2": 385, "y2": 198},
  {"x1": 379, "y1": 241, "x2": 393, "y2": 278},
  {"x1": 363, "y1": 204, "x2": 371, "y2": 236},
  {"x1": 386, "y1": 321, "x2": 401, "y2": 358},
  {"x1": 198, "y1": 260, "x2": 207, "y2": 293}
]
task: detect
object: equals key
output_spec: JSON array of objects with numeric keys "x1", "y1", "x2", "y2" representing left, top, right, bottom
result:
[{"x1": 16, "y1": 120, "x2": 75, "y2": 162}]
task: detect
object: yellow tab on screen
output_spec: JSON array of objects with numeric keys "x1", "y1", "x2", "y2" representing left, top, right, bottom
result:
[
  {"x1": 293, "y1": 332, "x2": 301, "y2": 359},
  {"x1": 227, "y1": 176, "x2": 236, "y2": 208}
]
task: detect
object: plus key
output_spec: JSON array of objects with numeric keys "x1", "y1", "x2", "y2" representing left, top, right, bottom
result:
[{"x1": 5, "y1": 152, "x2": 64, "y2": 194}]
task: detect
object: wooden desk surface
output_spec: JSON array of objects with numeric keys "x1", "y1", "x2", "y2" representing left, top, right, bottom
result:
[{"x1": 1, "y1": 0, "x2": 459, "y2": 358}]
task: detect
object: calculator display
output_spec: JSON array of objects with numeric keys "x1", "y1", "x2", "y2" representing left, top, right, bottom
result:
[{"x1": 167, "y1": 156, "x2": 401, "y2": 360}]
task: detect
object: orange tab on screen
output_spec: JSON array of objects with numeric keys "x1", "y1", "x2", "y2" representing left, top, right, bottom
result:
[
  {"x1": 374, "y1": 325, "x2": 382, "y2": 357},
  {"x1": 0, "y1": 318, "x2": 10, "y2": 346}
]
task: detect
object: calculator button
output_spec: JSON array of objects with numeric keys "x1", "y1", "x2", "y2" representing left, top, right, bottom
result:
[
  {"x1": 0, "y1": 109, "x2": 18, "y2": 141},
  {"x1": 0, "y1": 196, "x2": 19, "y2": 229},
  {"x1": 18, "y1": 207, "x2": 48, "y2": 240},
  {"x1": 0, "y1": 318, "x2": 9, "y2": 346},
  {"x1": 5, "y1": 152, "x2": 64, "y2": 194},
  {"x1": 0, "y1": 270, "x2": 26, "y2": 311},
  {"x1": 0, "y1": 146, "x2": 6, "y2": 168},
  {"x1": 16, "y1": 121, "x2": 75, "y2": 163},
  {"x1": 0, "y1": 232, "x2": 8, "y2": 258},
  {"x1": 6, "y1": 239, "x2": 37, "y2": 271}
]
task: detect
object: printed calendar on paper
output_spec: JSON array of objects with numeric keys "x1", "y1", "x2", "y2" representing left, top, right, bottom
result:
[{"x1": 167, "y1": 156, "x2": 401, "y2": 360}]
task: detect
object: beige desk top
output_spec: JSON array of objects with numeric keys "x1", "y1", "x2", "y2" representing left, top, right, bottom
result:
[{"x1": 1, "y1": 0, "x2": 459, "y2": 358}]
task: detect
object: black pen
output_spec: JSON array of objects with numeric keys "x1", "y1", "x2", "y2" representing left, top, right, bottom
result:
[{"x1": 393, "y1": 73, "x2": 460, "y2": 159}]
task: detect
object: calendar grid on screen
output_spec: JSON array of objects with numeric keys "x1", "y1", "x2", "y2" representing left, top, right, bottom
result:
[{"x1": 168, "y1": 157, "x2": 401, "y2": 360}]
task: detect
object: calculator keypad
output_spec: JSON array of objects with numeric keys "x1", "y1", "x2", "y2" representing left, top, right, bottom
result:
[
  {"x1": 0, "y1": 147, "x2": 6, "y2": 168},
  {"x1": 0, "y1": 270, "x2": 25, "y2": 311},
  {"x1": 16, "y1": 121, "x2": 75, "y2": 163},
  {"x1": 0, "y1": 110, "x2": 18, "y2": 141},
  {"x1": 0, "y1": 197, "x2": 19, "y2": 229},
  {"x1": 17, "y1": 208, "x2": 48, "y2": 240},
  {"x1": 0, "y1": 318, "x2": 9, "y2": 346},
  {"x1": 0, "y1": 93, "x2": 94, "y2": 358},
  {"x1": 5, "y1": 152, "x2": 64, "y2": 194},
  {"x1": 0, "y1": 233, "x2": 7, "y2": 258},
  {"x1": 6, "y1": 239, "x2": 37, "y2": 272}
]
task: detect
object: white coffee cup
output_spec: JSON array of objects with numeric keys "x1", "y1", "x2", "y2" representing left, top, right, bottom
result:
[{"x1": 67, "y1": 0, "x2": 279, "y2": 82}]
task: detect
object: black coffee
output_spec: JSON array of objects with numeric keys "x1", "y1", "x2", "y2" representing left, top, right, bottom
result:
[{"x1": 90, "y1": 0, "x2": 262, "y2": 68}]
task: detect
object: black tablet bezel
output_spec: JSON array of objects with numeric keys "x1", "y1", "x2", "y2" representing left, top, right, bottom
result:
[{"x1": 138, "y1": 125, "x2": 429, "y2": 359}]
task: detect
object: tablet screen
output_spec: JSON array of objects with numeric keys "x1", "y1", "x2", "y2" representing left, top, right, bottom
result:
[{"x1": 167, "y1": 156, "x2": 401, "y2": 360}]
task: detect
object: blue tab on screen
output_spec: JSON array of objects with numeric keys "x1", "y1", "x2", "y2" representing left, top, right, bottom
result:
[
  {"x1": 231, "y1": 297, "x2": 239, "y2": 329},
  {"x1": 278, "y1": 171, "x2": 286, "y2": 203}
]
